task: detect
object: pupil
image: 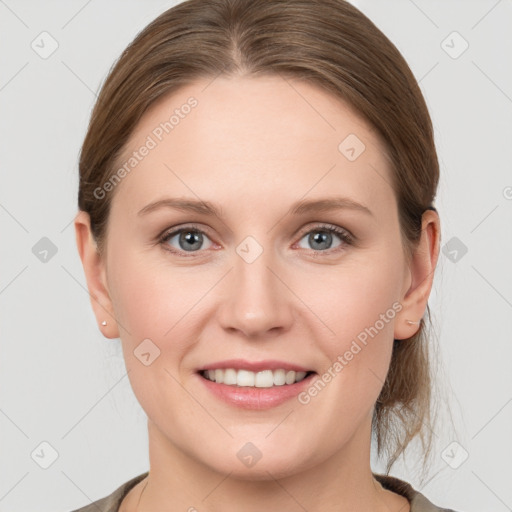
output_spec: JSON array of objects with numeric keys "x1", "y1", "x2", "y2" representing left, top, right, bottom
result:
[
  {"x1": 180, "y1": 231, "x2": 202, "y2": 251},
  {"x1": 310, "y1": 231, "x2": 331, "y2": 250}
]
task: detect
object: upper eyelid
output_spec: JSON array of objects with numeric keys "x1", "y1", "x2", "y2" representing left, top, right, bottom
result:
[
  {"x1": 160, "y1": 222, "x2": 353, "y2": 248},
  {"x1": 297, "y1": 222, "x2": 351, "y2": 237},
  {"x1": 160, "y1": 222, "x2": 213, "y2": 238}
]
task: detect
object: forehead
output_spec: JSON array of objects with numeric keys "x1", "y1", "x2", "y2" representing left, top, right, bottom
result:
[{"x1": 110, "y1": 75, "x2": 395, "y2": 216}]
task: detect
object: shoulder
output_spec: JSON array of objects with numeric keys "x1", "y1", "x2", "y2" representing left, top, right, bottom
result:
[
  {"x1": 68, "y1": 472, "x2": 149, "y2": 512},
  {"x1": 373, "y1": 472, "x2": 463, "y2": 512}
]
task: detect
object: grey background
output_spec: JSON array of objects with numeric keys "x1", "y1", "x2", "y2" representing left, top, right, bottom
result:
[{"x1": 1, "y1": 1, "x2": 511, "y2": 511}]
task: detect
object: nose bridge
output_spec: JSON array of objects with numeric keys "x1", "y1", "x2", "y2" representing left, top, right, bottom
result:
[{"x1": 217, "y1": 234, "x2": 294, "y2": 337}]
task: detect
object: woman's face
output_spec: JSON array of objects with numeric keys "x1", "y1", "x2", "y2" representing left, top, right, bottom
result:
[{"x1": 81, "y1": 75, "x2": 431, "y2": 479}]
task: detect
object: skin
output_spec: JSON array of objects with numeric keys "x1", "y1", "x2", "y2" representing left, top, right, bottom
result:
[{"x1": 75, "y1": 75, "x2": 440, "y2": 512}]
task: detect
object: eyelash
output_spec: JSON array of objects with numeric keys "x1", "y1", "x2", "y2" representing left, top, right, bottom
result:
[{"x1": 158, "y1": 223, "x2": 355, "y2": 257}]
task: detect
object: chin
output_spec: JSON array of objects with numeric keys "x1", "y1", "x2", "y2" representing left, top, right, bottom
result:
[{"x1": 198, "y1": 443, "x2": 316, "y2": 482}]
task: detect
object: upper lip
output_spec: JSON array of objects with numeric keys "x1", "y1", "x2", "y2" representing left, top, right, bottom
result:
[{"x1": 198, "y1": 359, "x2": 314, "y2": 373}]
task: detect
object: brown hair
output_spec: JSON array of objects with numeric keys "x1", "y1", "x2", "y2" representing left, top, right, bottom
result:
[{"x1": 78, "y1": 0, "x2": 441, "y2": 478}]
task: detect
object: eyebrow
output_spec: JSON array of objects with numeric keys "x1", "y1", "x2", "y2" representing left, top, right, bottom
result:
[
  {"x1": 137, "y1": 196, "x2": 373, "y2": 218},
  {"x1": 290, "y1": 197, "x2": 373, "y2": 217},
  {"x1": 138, "y1": 198, "x2": 223, "y2": 217}
]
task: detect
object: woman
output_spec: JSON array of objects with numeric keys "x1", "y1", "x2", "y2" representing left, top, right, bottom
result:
[{"x1": 72, "y1": 0, "x2": 460, "y2": 510}]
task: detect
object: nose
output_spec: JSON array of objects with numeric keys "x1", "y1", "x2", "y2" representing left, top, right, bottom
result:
[{"x1": 216, "y1": 242, "x2": 295, "y2": 339}]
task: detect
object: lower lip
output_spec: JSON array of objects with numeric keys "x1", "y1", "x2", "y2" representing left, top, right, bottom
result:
[{"x1": 197, "y1": 372, "x2": 316, "y2": 410}]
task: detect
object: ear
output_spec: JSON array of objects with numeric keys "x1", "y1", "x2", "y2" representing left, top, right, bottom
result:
[
  {"x1": 74, "y1": 210, "x2": 119, "y2": 339},
  {"x1": 394, "y1": 209, "x2": 441, "y2": 340}
]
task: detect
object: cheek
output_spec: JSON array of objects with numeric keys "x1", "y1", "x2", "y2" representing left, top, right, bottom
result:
[
  {"x1": 106, "y1": 251, "x2": 203, "y2": 420},
  {"x1": 304, "y1": 252, "x2": 402, "y2": 343},
  {"x1": 300, "y1": 253, "x2": 401, "y2": 403},
  {"x1": 108, "y1": 246, "x2": 188, "y2": 336},
  {"x1": 101, "y1": 221, "x2": 207, "y2": 423}
]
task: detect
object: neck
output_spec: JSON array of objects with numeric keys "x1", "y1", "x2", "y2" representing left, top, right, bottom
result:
[{"x1": 129, "y1": 418, "x2": 409, "y2": 512}]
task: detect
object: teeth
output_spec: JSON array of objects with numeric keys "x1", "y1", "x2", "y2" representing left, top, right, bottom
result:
[
  {"x1": 202, "y1": 368, "x2": 309, "y2": 387},
  {"x1": 238, "y1": 369, "x2": 255, "y2": 386},
  {"x1": 223, "y1": 368, "x2": 237, "y2": 385},
  {"x1": 273, "y1": 369, "x2": 286, "y2": 386}
]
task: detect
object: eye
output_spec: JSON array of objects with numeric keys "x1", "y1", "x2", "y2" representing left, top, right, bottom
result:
[
  {"x1": 159, "y1": 226, "x2": 214, "y2": 255},
  {"x1": 296, "y1": 224, "x2": 354, "y2": 252},
  {"x1": 158, "y1": 223, "x2": 354, "y2": 257}
]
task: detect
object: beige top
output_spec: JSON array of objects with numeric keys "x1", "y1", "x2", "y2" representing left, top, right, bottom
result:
[{"x1": 70, "y1": 471, "x2": 459, "y2": 512}]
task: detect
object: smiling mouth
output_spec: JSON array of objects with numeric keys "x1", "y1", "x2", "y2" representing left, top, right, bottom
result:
[{"x1": 199, "y1": 368, "x2": 316, "y2": 387}]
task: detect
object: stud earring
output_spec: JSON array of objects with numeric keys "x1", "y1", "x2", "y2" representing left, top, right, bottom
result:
[
  {"x1": 405, "y1": 319, "x2": 420, "y2": 325},
  {"x1": 101, "y1": 320, "x2": 107, "y2": 326}
]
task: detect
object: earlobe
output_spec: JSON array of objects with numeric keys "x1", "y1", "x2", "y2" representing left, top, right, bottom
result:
[
  {"x1": 74, "y1": 211, "x2": 119, "y2": 339},
  {"x1": 394, "y1": 209, "x2": 440, "y2": 340}
]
